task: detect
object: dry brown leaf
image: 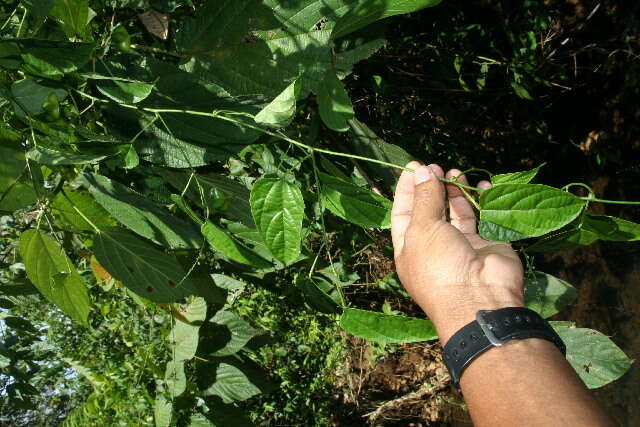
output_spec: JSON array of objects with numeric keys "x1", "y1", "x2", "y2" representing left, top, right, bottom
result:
[{"x1": 139, "y1": 9, "x2": 169, "y2": 40}]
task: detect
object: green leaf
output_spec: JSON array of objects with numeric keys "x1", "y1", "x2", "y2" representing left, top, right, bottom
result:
[
  {"x1": 348, "y1": 118, "x2": 414, "y2": 186},
  {"x1": 0, "y1": 144, "x2": 38, "y2": 212},
  {"x1": 332, "y1": 0, "x2": 443, "y2": 39},
  {"x1": 135, "y1": 124, "x2": 228, "y2": 169},
  {"x1": 49, "y1": 0, "x2": 89, "y2": 38},
  {"x1": 19, "y1": 230, "x2": 91, "y2": 326},
  {"x1": 169, "y1": 319, "x2": 200, "y2": 361},
  {"x1": 154, "y1": 396, "x2": 172, "y2": 427},
  {"x1": 319, "y1": 172, "x2": 392, "y2": 228},
  {"x1": 164, "y1": 360, "x2": 186, "y2": 397},
  {"x1": 254, "y1": 79, "x2": 299, "y2": 127},
  {"x1": 265, "y1": 0, "x2": 356, "y2": 34},
  {"x1": 22, "y1": 0, "x2": 55, "y2": 32},
  {"x1": 51, "y1": 190, "x2": 115, "y2": 233},
  {"x1": 478, "y1": 219, "x2": 529, "y2": 242},
  {"x1": 491, "y1": 163, "x2": 545, "y2": 185},
  {"x1": 26, "y1": 146, "x2": 111, "y2": 165},
  {"x1": 201, "y1": 221, "x2": 272, "y2": 268},
  {"x1": 553, "y1": 326, "x2": 633, "y2": 389},
  {"x1": 479, "y1": 184, "x2": 586, "y2": 241},
  {"x1": 96, "y1": 81, "x2": 154, "y2": 104},
  {"x1": 339, "y1": 308, "x2": 437, "y2": 344},
  {"x1": 317, "y1": 72, "x2": 354, "y2": 132},
  {"x1": 10, "y1": 79, "x2": 67, "y2": 117},
  {"x1": 0, "y1": 39, "x2": 94, "y2": 80},
  {"x1": 205, "y1": 311, "x2": 262, "y2": 356},
  {"x1": 250, "y1": 177, "x2": 304, "y2": 265},
  {"x1": 524, "y1": 271, "x2": 577, "y2": 318},
  {"x1": 176, "y1": 0, "x2": 277, "y2": 55},
  {"x1": 93, "y1": 228, "x2": 202, "y2": 303},
  {"x1": 84, "y1": 173, "x2": 202, "y2": 249},
  {"x1": 582, "y1": 215, "x2": 640, "y2": 242},
  {"x1": 528, "y1": 214, "x2": 640, "y2": 253},
  {"x1": 298, "y1": 277, "x2": 342, "y2": 314},
  {"x1": 160, "y1": 170, "x2": 254, "y2": 227},
  {"x1": 203, "y1": 361, "x2": 267, "y2": 403}
]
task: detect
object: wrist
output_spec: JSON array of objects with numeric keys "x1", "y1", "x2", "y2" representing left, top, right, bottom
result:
[{"x1": 425, "y1": 284, "x2": 525, "y2": 344}]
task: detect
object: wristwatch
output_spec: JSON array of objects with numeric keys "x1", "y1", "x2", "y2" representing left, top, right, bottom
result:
[{"x1": 442, "y1": 307, "x2": 566, "y2": 390}]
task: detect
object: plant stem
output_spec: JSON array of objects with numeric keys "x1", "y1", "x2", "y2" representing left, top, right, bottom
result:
[{"x1": 579, "y1": 197, "x2": 640, "y2": 205}]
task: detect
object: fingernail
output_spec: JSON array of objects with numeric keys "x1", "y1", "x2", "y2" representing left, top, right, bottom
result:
[{"x1": 415, "y1": 166, "x2": 433, "y2": 185}]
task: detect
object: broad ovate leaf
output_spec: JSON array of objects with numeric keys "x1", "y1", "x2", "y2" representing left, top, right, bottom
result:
[
  {"x1": 84, "y1": 173, "x2": 201, "y2": 249},
  {"x1": 254, "y1": 79, "x2": 299, "y2": 127},
  {"x1": 164, "y1": 360, "x2": 186, "y2": 397},
  {"x1": 491, "y1": 163, "x2": 545, "y2": 185},
  {"x1": 19, "y1": 230, "x2": 91, "y2": 326},
  {"x1": 49, "y1": 0, "x2": 89, "y2": 38},
  {"x1": 317, "y1": 72, "x2": 354, "y2": 132},
  {"x1": 332, "y1": 0, "x2": 443, "y2": 39},
  {"x1": 96, "y1": 80, "x2": 154, "y2": 104},
  {"x1": 319, "y1": 172, "x2": 392, "y2": 228},
  {"x1": 202, "y1": 360, "x2": 270, "y2": 403},
  {"x1": 524, "y1": 271, "x2": 577, "y2": 318},
  {"x1": 553, "y1": 325, "x2": 633, "y2": 389},
  {"x1": 93, "y1": 228, "x2": 201, "y2": 303},
  {"x1": 203, "y1": 311, "x2": 262, "y2": 356},
  {"x1": 340, "y1": 308, "x2": 437, "y2": 344},
  {"x1": 479, "y1": 184, "x2": 586, "y2": 241},
  {"x1": 201, "y1": 221, "x2": 272, "y2": 268},
  {"x1": 250, "y1": 177, "x2": 304, "y2": 265}
]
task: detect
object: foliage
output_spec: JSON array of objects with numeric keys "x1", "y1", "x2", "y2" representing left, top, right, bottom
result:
[{"x1": 0, "y1": 0, "x2": 637, "y2": 424}]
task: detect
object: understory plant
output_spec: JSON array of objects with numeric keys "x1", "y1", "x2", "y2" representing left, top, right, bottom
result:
[{"x1": 0, "y1": 0, "x2": 637, "y2": 425}]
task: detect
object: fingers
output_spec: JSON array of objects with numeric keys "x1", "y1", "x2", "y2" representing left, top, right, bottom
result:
[
  {"x1": 391, "y1": 161, "x2": 421, "y2": 253},
  {"x1": 478, "y1": 180, "x2": 492, "y2": 191},
  {"x1": 445, "y1": 169, "x2": 478, "y2": 234},
  {"x1": 408, "y1": 164, "x2": 445, "y2": 230}
]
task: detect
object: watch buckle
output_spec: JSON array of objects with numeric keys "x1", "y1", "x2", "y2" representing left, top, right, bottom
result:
[{"x1": 476, "y1": 310, "x2": 506, "y2": 347}]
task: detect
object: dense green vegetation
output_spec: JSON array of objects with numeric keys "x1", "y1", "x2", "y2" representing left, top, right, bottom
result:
[{"x1": 0, "y1": 0, "x2": 638, "y2": 425}]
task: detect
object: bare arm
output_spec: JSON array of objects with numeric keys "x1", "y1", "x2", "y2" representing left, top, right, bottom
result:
[{"x1": 391, "y1": 162, "x2": 614, "y2": 427}]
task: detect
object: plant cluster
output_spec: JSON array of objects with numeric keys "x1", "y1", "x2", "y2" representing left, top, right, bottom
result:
[{"x1": 0, "y1": 0, "x2": 637, "y2": 425}]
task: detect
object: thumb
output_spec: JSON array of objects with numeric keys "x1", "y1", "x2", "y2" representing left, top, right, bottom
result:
[{"x1": 409, "y1": 165, "x2": 445, "y2": 228}]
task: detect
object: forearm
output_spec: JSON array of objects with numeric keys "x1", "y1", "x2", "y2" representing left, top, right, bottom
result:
[{"x1": 459, "y1": 338, "x2": 614, "y2": 427}]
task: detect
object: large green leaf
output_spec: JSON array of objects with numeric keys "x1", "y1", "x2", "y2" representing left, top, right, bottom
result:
[
  {"x1": 0, "y1": 144, "x2": 38, "y2": 212},
  {"x1": 348, "y1": 118, "x2": 414, "y2": 186},
  {"x1": 319, "y1": 172, "x2": 392, "y2": 228},
  {"x1": 49, "y1": 0, "x2": 89, "y2": 38},
  {"x1": 160, "y1": 170, "x2": 254, "y2": 227},
  {"x1": 51, "y1": 190, "x2": 115, "y2": 233},
  {"x1": 19, "y1": 230, "x2": 91, "y2": 326},
  {"x1": 202, "y1": 360, "x2": 269, "y2": 403},
  {"x1": 84, "y1": 173, "x2": 201, "y2": 249},
  {"x1": 524, "y1": 271, "x2": 577, "y2": 318},
  {"x1": 154, "y1": 396, "x2": 172, "y2": 427},
  {"x1": 26, "y1": 146, "x2": 111, "y2": 165},
  {"x1": 317, "y1": 72, "x2": 354, "y2": 132},
  {"x1": 340, "y1": 308, "x2": 437, "y2": 344},
  {"x1": 135, "y1": 124, "x2": 229, "y2": 168},
  {"x1": 1, "y1": 39, "x2": 95, "y2": 80},
  {"x1": 164, "y1": 360, "x2": 186, "y2": 397},
  {"x1": 491, "y1": 163, "x2": 545, "y2": 185},
  {"x1": 10, "y1": 79, "x2": 67, "y2": 117},
  {"x1": 203, "y1": 311, "x2": 262, "y2": 356},
  {"x1": 176, "y1": 0, "x2": 277, "y2": 55},
  {"x1": 96, "y1": 81, "x2": 154, "y2": 104},
  {"x1": 332, "y1": 0, "x2": 443, "y2": 39},
  {"x1": 93, "y1": 228, "x2": 201, "y2": 303},
  {"x1": 298, "y1": 277, "x2": 342, "y2": 314},
  {"x1": 168, "y1": 318, "x2": 200, "y2": 362},
  {"x1": 265, "y1": 0, "x2": 357, "y2": 34},
  {"x1": 553, "y1": 325, "x2": 633, "y2": 389},
  {"x1": 201, "y1": 221, "x2": 272, "y2": 268},
  {"x1": 478, "y1": 218, "x2": 529, "y2": 242},
  {"x1": 254, "y1": 79, "x2": 299, "y2": 127},
  {"x1": 479, "y1": 184, "x2": 586, "y2": 241},
  {"x1": 22, "y1": 0, "x2": 55, "y2": 32},
  {"x1": 250, "y1": 177, "x2": 304, "y2": 265},
  {"x1": 528, "y1": 214, "x2": 640, "y2": 252}
]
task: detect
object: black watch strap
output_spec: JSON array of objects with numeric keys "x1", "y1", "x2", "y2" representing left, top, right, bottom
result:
[{"x1": 442, "y1": 307, "x2": 566, "y2": 388}]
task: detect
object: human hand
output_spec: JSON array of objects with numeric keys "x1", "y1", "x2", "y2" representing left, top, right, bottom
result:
[{"x1": 391, "y1": 162, "x2": 525, "y2": 344}]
